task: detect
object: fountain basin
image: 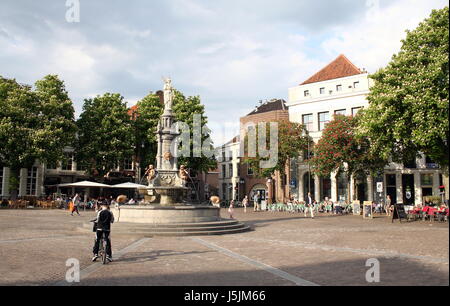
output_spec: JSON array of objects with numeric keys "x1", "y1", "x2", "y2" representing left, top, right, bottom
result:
[{"x1": 112, "y1": 204, "x2": 220, "y2": 224}]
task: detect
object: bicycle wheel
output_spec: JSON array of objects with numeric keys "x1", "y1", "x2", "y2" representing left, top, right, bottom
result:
[{"x1": 102, "y1": 238, "x2": 107, "y2": 264}]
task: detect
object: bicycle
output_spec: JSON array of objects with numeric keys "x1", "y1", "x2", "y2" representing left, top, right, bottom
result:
[
  {"x1": 98, "y1": 231, "x2": 108, "y2": 265},
  {"x1": 90, "y1": 220, "x2": 110, "y2": 265}
]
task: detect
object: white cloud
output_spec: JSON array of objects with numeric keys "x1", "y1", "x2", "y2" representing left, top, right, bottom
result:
[
  {"x1": 0, "y1": 0, "x2": 447, "y2": 146},
  {"x1": 321, "y1": 0, "x2": 447, "y2": 73}
]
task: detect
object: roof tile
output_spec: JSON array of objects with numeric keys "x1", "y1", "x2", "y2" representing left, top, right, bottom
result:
[{"x1": 301, "y1": 54, "x2": 363, "y2": 85}]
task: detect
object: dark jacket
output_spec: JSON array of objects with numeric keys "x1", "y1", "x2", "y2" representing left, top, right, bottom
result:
[{"x1": 94, "y1": 209, "x2": 115, "y2": 231}]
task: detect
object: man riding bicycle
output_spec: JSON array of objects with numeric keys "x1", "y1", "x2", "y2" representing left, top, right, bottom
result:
[{"x1": 91, "y1": 201, "x2": 115, "y2": 262}]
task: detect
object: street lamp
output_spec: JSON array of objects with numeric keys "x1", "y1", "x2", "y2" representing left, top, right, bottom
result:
[{"x1": 306, "y1": 129, "x2": 311, "y2": 198}]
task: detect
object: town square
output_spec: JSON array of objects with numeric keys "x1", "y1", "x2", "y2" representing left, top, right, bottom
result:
[{"x1": 0, "y1": 0, "x2": 448, "y2": 293}]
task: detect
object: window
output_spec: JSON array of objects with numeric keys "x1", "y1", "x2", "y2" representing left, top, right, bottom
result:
[
  {"x1": 302, "y1": 114, "x2": 313, "y2": 132},
  {"x1": 336, "y1": 85, "x2": 342, "y2": 92},
  {"x1": 228, "y1": 150, "x2": 233, "y2": 161},
  {"x1": 421, "y1": 174, "x2": 433, "y2": 186},
  {"x1": 229, "y1": 164, "x2": 233, "y2": 178},
  {"x1": 0, "y1": 167, "x2": 3, "y2": 195},
  {"x1": 304, "y1": 90, "x2": 310, "y2": 97},
  {"x1": 123, "y1": 159, "x2": 133, "y2": 170},
  {"x1": 221, "y1": 165, "x2": 226, "y2": 178},
  {"x1": 421, "y1": 174, "x2": 433, "y2": 197},
  {"x1": 221, "y1": 149, "x2": 226, "y2": 162},
  {"x1": 303, "y1": 149, "x2": 313, "y2": 161},
  {"x1": 247, "y1": 166, "x2": 254, "y2": 176},
  {"x1": 425, "y1": 156, "x2": 438, "y2": 168},
  {"x1": 26, "y1": 167, "x2": 38, "y2": 196},
  {"x1": 337, "y1": 172, "x2": 348, "y2": 202},
  {"x1": 318, "y1": 112, "x2": 330, "y2": 131},
  {"x1": 334, "y1": 109, "x2": 346, "y2": 116},
  {"x1": 353, "y1": 81, "x2": 360, "y2": 88},
  {"x1": 61, "y1": 153, "x2": 73, "y2": 171},
  {"x1": 351, "y1": 107, "x2": 362, "y2": 116},
  {"x1": 386, "y1": 174, "x2": 396, "y2": 186},
  {"x1": 320, "y1": 87, "x2": 325, "y2": 94},
  {"x1": 46, "y1": 161, "x2": 57, "y2": 170},
  {"x1": 222, "y1": 183, "x2": 227, "y2": 199}
]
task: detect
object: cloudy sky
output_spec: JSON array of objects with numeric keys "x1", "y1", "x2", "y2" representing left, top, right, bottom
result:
[{"x1": 0, "y1": 0, "x2": 447, "y2": 145}]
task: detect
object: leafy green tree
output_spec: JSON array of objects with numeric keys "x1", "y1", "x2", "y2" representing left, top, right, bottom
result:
[
  {"x1": 75, "y1": 93, "x2": 134, "y2": 177},
  {"x1": 0, "y1": 75, "x2": 76, "y2": 197},
  {"x1": 243, "y1": 120, "x2": 310, "y2": 178},
  {"x1": 311, "y1": 115, "x2": 386, "y2": 202},
  {"x1": 132, "y1": 89, "x2": 216, "y2": 175},
  {"x1": 132, "y1": 92, "x2": 163, "y2": 175},
  {"x1": 172, "y1": 90, "x2": 216, "y2": 173},
  {"x1": 34, "y1": 75, "x2": 77, "y2": 163},
  {"x1": 357, "y1": 7, "x2": 449, "y2": 171}
]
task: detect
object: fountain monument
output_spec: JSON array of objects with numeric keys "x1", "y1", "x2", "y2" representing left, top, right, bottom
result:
[{"x1": 106, "y1": 79, "x2": 250, "y2": 235}]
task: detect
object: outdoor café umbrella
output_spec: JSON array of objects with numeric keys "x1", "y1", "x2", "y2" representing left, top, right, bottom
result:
[
  {"x1": 110, "y1": 182, "x2": 148, "y2": 189},
  {"x1": 56, "y1": 181, "x2": 112, "y2": 209},
  {"x1": 110, "y1": 182, "x2": 148, "y2": 201},
  {"x1": 57, "y1": 181, "x2": 112, "y2": 188}
]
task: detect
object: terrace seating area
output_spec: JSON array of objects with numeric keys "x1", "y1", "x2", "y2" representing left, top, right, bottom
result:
[
  {"x1": 406, "y1": 205, "x2": 449, "y2": 222},
  {"x1": 0, "y1": 198, "x2": 59, "y2": 209},
  {"x1": 266, "y1": 201, "x2": 353, "y2": 215}
]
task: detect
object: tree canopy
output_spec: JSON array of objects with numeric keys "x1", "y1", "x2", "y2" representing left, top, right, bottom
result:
[
  {"x1": 75, "y1": 93, "x2": 134, "y2": 176},
  {"x1": 0, "y1": 75, "x2": 76, "y2": 169},
  {"x1": 311, "y1": 115, "x2": 386, "y2": 179},
  {"x1": 244, "y1": 120, "x2": 310, "y2": 178},
  {"x1": 132, "y1": 92, "x2": 164, "y2": 172},
  {"x1": 357, "y1": 7, "x2": 449, "y2": 171},
  {"x1": 172, "y1": 89, "x2": 216, "y2": 173}
]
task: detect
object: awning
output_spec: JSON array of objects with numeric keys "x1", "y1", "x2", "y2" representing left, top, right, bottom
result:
[
  {"x1": 110, "y1": 182, "x2": 148, "y2": 189},
  {"x1": 57, "y1": 181, "x2": 112, "y2": 188}
]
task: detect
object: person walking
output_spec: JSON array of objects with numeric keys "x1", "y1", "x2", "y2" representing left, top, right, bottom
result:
[
  {"x1": 253, "y1": 193, "x2": 259, "y2": 212},
  {"x1": 304, "y1": 192, "x2": 314, "y2": 219},
  {"x1": 242, "y1": 195, "x2": 249, "y2": 213},
  {"x1": 228, "y1": 200, "x2": 235, "y2": 219},
  {"x1": 71, "y1": 193, "x2": 81, "y2": 216},
  {"x1": 385, "y1": 195, "x2": 392, "y2": 216}
]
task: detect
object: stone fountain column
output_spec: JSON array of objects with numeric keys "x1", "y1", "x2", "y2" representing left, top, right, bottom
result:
[{"x1": 144, "y1": 78, "x2": 189, "y2": 206}]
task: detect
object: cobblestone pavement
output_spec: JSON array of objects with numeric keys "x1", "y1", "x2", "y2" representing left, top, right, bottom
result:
[{"x1": 0, "y1": 208, "x2": 448, "y2": 286}]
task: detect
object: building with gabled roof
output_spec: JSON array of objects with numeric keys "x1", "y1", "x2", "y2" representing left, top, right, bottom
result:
[
  {"x1": 300, "y1": 54, "x2": 365, "y2": 85},
  {"x1": 287, "y1": 54, "x2": 444, "y2": 206}
]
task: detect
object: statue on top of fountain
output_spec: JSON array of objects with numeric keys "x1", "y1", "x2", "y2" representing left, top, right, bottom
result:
[{"x1": 163, "y1": 77, "x2": 173, "y2": 110}]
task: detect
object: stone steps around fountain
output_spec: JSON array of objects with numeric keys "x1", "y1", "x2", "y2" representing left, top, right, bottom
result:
[{"x1": 78, "y1": 219, "x2": 251, "y2": 236}]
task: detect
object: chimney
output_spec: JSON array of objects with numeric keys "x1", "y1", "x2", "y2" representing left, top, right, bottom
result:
[{"x1": 156, "y1": 90, "x2": 164, "y2": 105}]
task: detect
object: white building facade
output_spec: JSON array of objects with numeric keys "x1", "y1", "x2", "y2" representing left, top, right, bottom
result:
[
  {"x1": 287, "y1": 55, "x2": 444, "y2": 205},
  {"x1": 217, "y1": 137, "x2": 241, "y2": 202}
]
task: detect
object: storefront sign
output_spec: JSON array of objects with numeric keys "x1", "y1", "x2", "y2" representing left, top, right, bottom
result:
[
  {"x1": 376, "y1": 182, "x2": 383, "y2": 193},
  {"x1": 363, "y1": 201, "x2": 373, "y2": 219}
]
